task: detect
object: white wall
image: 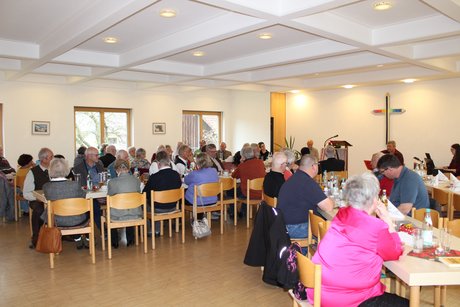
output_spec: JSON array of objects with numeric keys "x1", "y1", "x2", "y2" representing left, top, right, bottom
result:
[
  {"x1": 0, "y1": 81, "x2": 270, "y2": 164},
  {"x1": 286, "y1": 78, "x2": 460, "y2": 176}
]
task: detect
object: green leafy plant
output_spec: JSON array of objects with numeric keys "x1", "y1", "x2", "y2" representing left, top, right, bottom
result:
[{"x1": 275, "y1": 136, "x2": 301, "y2": 160}]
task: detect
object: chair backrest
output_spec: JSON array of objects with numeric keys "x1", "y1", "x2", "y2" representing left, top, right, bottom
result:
[
  {"x1": 432, "y1": 187, "x2": 449, "y2": 205},
  {"x1": 194, "y1": 182, "x2": 221, "y2": 198},
  {"x1": 318, "y1": 221, "x2": 331, "y2": 242},
  {"x1": 48, "y1": 198, "x2": 92, "y2": 217},
  {"x1": 151, "y1": 188, "x2": 183, "y2": 205},
  {"x1": 219, "y1": 177, "x2": 235, "y2": 192},
  {"x1": 262, "y1": 193, "x2": 277, "y2": 208},
  {"x1": 446, "y1": 219, "x2": 460, "y2": 237},
  {"x1": 296, "y1": 251, "x2": 321, "y2": 307},
  {"x1": 247, "y1": 177, "x2": 264, "y2": 191},
  {"x1": 411, "y1": 208, "x2": 441, "y2": 228},
  {"x1": 14, "y1": 173, "x2": 27, "y2": 189},
  {"x1": 308, "y1": 210, "x2": 325, "y2": 242},
  {"x1": 107, "y1": 192, "x2": 146, "y2": 210},
  {"x1": 452, "y1": 193, "x2": 460, "y2": 212}
]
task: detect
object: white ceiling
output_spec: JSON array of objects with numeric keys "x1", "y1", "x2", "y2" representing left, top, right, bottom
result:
[{"x1": 0, "y1": 0, "x2": 459, "y2": 92}]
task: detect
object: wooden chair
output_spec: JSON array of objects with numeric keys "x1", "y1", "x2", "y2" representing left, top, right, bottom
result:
[
  {"x1": 236, "y1": 177, "x2": 264, "y2": 228},
  {"x1": 411, "y1": 208, "x2": 442, "y2": 228},
  {"x1": 317, "y1": 220, "x2": 331, "y2": 242},
  {"x1": 449, "y1": 193, "x2": 460, "y2": 220},
  {"x1": 47, "y1": 198, "x2": 95, "y2": 269},
  {"x1": 149, "y1": 188, "x2": 185, "y2": 249},
  {"x1": 445, "y1": 218, "x2": 460, "y2": 237},
  {"x1": 307, "y1": 210, "x2": 325, "y2": 258},
  {"x1": 262, "y1": 192, "x2": 277, "y2": 208},
  {"x1": 219, "y1": 177, "x2": 237, "y2": 226},
  {"x1": 13, "y1": 175, "x2": 27, "y2": 221},
  {"x1": 101, "y1": 192, "x2": 148, "y2": 259},
  {"x1": 432, "y1": 187, "x2": 450, "y2": 218},
  {"x1": 288, "y1": 252, "x2": 322, "y2": 307},
  {"x1": 184, "y1": 182, "x2": 224, "y2": 235}
]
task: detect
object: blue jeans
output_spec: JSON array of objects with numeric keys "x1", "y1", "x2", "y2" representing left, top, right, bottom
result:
[{"x1": 286, "y1": 222, "x2": 309, "y2": 239}]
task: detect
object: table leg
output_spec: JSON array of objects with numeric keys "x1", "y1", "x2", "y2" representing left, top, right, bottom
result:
[
  {"x1": 434, "y1": 286, "x2": 441, "y2": 307},
  {"x1": 441, "y1": 285, "x2": 447, "y2": 307},
  {"x1": 410, "y1": 286, "x2": 420, "y2": 307}
]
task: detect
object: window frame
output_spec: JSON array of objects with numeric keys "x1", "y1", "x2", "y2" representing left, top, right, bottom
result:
[
  {"x1": 74, "y1": 106, "x2": 131, "y2": 151},
  {"x1": 182, "y1": 110, "x2": 222, "y2": 149}
]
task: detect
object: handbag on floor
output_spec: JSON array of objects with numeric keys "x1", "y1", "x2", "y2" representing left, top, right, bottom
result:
[
  {"x1": 36, "y1": 225, "x2": 62, "y2": 253},
  {"x1": 192, "y1": 187, "x2": 211, "y2": 239}
]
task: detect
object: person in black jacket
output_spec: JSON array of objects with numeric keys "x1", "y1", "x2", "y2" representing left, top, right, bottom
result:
[
  {"x1": 143, "y1": 150, "x2": 182, "y2": 236},
  {"x1": 319, "y1": 145, "x2": 345, "y2": 173}
]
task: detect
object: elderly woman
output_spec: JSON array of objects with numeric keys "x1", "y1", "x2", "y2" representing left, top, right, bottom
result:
[
  {"x1": 184, "y1": 153, "x2": 219, "y2": 205},
  {"x1": 42, "y1": 158, "x2": 87, "y2": 249},
  {"x1": 308, "y1": 172, "x2": 407, "y2": 307},
  {"x1": 107, "y1": 159, "x2": 142, "y2": 248},
  {"x1": 131, "y1": 147, "x2": 151, "y2": 174}
]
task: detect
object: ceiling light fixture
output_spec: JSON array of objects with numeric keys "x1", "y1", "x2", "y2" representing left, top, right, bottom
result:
[
  {"x1": 192, "y1": 51, "x2": 205, "y2": 57},
  {"x1": 103, "y1": 37, "x2": 118, "y2": 44},
  {"x1": 159, "y1": 9, "x2": 176, "y2": 18},
  {"x1": 258, "y1": 33, "x2": 272, "y2": 40},
  {"x1": 373, "y1": 1, "x2": 392, "y2": 11},
  {"x1": 342, "y1": 84, "x2": 355, "y2": 89},
  {"x1": 290, "y1": 90, "x2": 300, "y2": 94},
  {"x1": 377, "y1": 64, "x2": 384, "y2": 67},
  {"x1": 402, "y1": 79, "x2": 416, "y2": 84}
]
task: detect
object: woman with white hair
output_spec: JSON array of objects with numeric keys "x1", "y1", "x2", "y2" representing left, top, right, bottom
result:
[
  {"x1": 308, "y1": 173, "x2": 407, "y2": 307},
  {"x1": 42, "y1": 158, "x2": 88, "y2": 249}
]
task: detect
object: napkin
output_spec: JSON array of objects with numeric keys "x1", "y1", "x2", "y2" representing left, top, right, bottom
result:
[
  {"x1": 387, "y1": 200, "x2": 405, "y2": 221},
  {"x1": 451, "y1": 173, "x2": 460, "y2": 185},
  {"x1": 436, "y1": 170, "x2": 449, "y2": 182}
]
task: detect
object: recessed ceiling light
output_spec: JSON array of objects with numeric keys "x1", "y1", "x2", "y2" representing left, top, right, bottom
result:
[
  {"x1": 192, "y1": 51, "x2": 205, "y2": 57},
  {"x1": 377, "y1": 64, "x2": 384, "y2": 67},
  {"x1": 342, "y1": 84, "x2": 355, "y2": 89},
  {"x1": 103, "y1": 37, "x2": 118, "y2": 44},
  {"x1": 373, "y1": 1, "x2": 392, "y2": 11},
  {"x1": 160, "y1": 9, "x2": 176, "y2": 18},
  {"x1": 290, "y1": 90, "x2": 300, "y2": 94},
  {"x1": 258, "y1": 33, "x2": 272, "y2": 40},
  {"x1": 402, "y1": 79, "x2": 416, "y2": 83}
]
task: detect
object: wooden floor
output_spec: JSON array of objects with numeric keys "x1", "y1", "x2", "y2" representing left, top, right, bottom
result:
[{"x1": 1, "y1": 217, "x2": 459, "y2": 307}]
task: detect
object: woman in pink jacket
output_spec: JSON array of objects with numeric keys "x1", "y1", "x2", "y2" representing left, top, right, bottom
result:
[{"x1": 308, "y1": 172, "x2": 408, "y2": 307}]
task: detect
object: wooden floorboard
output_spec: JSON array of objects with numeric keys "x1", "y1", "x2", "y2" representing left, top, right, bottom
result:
[{"x1": 1, "y1": 217, "x2": 459, "y2": 306}]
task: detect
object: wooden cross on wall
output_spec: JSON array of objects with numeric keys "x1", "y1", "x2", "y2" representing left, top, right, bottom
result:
[{"x1": 372, "y1": 93, "x2": 405, "y2": 144}]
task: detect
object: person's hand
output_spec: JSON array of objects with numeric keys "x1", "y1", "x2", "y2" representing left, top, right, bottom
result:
[{"x1": 375, "y1": 201, "x2": 396, "y2": 232}]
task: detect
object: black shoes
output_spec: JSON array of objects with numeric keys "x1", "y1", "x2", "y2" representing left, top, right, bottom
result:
[
  {"x1": 112, "y1": 242, "x2": 119, "y2": 249},
  {"x1": 126, "y1": 239, "x2": 134, "y2": 247},
  {"x1": 29, "y1": 241, "x2": 35, "y2": 249},
  {"x1": 75, "y1": 236, "x2": 84, "y2": 250}
]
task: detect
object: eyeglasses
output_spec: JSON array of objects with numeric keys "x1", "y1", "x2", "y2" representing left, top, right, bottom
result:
[{"x1": 379, "y1": 167, "x2": 389, "y2": 174}]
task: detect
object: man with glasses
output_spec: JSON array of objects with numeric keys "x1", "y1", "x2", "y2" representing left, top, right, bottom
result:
[
  {"x1": 205, "y1": 144, "x2": 224, "y2": 173},
  {"x1": 263, "y1": 152, "x2": 287, "y2": 198},
  {"x1": 377, "y1": 154, "x2": 428, "y2": 215},
  {"x1": 277, "y1": 155, "x2": 334, "y2": 239}
]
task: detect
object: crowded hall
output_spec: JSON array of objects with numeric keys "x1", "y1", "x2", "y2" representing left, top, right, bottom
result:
[{"x1": 1, "y1": 1, "x2": 460, "y2": 306}]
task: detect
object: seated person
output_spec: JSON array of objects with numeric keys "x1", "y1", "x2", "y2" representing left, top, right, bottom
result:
[
  {"x1": 309, "y1": 173, "x2": 407, "y2": 307},
  {"x1": 107, "y1": 159, "x2": 142, "y2": 248},
  {"x1": 258, "y1": 142, "x2": 270, "y2": 161},
  {"x1": 143, "y1": 151, "x2": 182, "y2": 236},
  {"x1": 281, "y1": 148, "x2": 297, "y2": 180},
  {"x1": 371, "y1": 151, "x2": 393, "y2": 196},
  {"x1": 277, "y1": 155, "x2": 333, "y2": 239},
  {"x1": 295, "y1": 147, "x2": 310, "y2": 166},
  {"x1": 377, "y1": 154, "x2": 429, "y2": 215},
  {"x1": 381, "y1": 140, "x2": 404, "y2": 165},
  {"x1": 130, "y1": 148, "x2": 151, "y2": 173},
  {"x1": 319, "y1": 145, "x2": 345, "y2": 173},
  {"x1": 232, "y1": 146, "x2": 266, "y2": 201},
  {"x1": 0, "y1": 146, "x2": 15, "y2": 174},
  {"x1": 42, "y1": 158, "x2": 88, "y2": 249},
  {"x1": 184, "y1": 153, "x2": 219, "y2": 205},
  {"x1": 263, "y1": 152, "x2": 287, "y2": 198},
  {"x1": 447, "y1": 143, "x2": 460, "y2": 176}
]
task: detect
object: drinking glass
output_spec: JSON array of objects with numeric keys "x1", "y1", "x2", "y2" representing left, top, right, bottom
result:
[
  {"x1": 74, "y1": 173, "x2": 81, "y2": 186},
  {"x1": 442, "y1": 228, "x2": 451, "y2": 253},
  {"x1": 413, "y1": 228, "x2": 424, "y2": 253}
]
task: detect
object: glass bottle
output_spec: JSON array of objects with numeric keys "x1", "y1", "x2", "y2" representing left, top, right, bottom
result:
[
  {"x1": 86, "y1": 174, "x2": 92, "y2": 190},
  {"x1": 381, "y1": 189, "x2": 388, "y2": 207},
  {"x1": 422, "y1": 208, "x2": 433, "y2": 247}
]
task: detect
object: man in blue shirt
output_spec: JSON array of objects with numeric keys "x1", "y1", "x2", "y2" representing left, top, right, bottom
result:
[{"x1": 377, "y1": 154, "x2": 429, "y2": 215}]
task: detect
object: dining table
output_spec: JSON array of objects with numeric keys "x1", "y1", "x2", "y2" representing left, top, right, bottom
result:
[
  {"x1": 32, "y1": 188, "x2": 107, "y2": 204},
  {"x1": 318, "y1": 207, "x2": 460, "y2": 307}
]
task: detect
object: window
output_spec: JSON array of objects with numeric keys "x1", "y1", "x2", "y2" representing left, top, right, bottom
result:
[
  {"x1": 74, "y1": 107, "x2": 131, "y2": 150},
  {"x1": 182, "y1": 111, "x2": 221, "y2": 151}
]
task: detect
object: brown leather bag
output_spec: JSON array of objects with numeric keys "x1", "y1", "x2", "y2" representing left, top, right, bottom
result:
[{"x1": 35, "y1": 225, "x2": 62, "y2": 253}]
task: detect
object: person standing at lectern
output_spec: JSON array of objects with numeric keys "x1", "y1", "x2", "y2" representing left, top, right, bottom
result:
[{"x1": 381, "y1": 140, "x2": 404, "y2": 165}]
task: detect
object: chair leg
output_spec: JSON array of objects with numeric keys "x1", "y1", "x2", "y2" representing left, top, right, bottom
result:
[
  {"x1": 151, "y1": 216, "x2": 156, "y2": 250},
  {"x1": 90, "y1": 230, "x2": 95, "y2": 264},
  {"x1": 135, "y1": 226, "x2": 139, "y2": 245},
  {"x1": 143, "y1": 223, "x2": 148, "y2": 254},
  {"x1": 169, "y1": 219, "x2": 172, "y2": 238},
  {"x1": 107, "y1": 225, "x2": 112, "y2": 259},
  {"x1": 247, "y1": 202, "x2": 250, "y2": 228},
  {"x1": 175, "y1": 217, "x2": 179, "y2": 233},
  {"x1": 181, "y1": 215, "x2": 185, "y2": 244},
  {"x1": 220, "y1": 207, "x2": 224, "y2": 235},
  {"x1": 101, "y1": 218, "x2": 106, "y2": 251},
  {"x1": 49, "y1": 252, "x2": 55, "y2": 269},
  {"x1": 234, "y1": 202, "x2": 237, "y2": 226},
  {"x1": 29, "y1": 207, "x2": 33, "y2": 236}
]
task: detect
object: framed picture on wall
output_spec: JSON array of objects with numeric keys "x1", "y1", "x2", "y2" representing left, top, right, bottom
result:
[
  {"x1": 152, "y1": 122, "x2": 166, "y2": 134},
  {"x1": 32, "y1": 121, "x2": 50, "y2": 135}
]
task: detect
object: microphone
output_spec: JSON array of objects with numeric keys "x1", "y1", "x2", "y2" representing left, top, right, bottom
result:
[
  {"x1": 324, "y1": 134, "x2": 339, "y2": 147},
  {"x1": 413, "y1": 157, "x2": 422, "y2": 162}
]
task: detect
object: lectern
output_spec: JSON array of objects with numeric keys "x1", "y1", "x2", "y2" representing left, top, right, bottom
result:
[{"x1": 320, "y1": 140, "x2": 352, "y2": 171}]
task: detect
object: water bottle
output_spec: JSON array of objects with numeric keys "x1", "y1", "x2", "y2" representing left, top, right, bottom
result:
[
  {"x1": 322, "y1": 170, "x2": 327, "y2": 188},
  {"x1": 381, "y1": 189, "x2": 388, "y2": 208},
  {"x1": 422, "y1": 209, "x2": 433, "y2": 247},
  {"x1": 134, "y1": 167, "x2": 139, "y2": 178},
  {"x1": 86, "y1": 174, "x2": 92, "y2": 190}
]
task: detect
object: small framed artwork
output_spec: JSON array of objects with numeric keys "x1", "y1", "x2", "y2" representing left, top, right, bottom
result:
[
  {"x1": 31, "y1": 121, "x2": 50, "y2": 135},
  {"x1": 152, "y1": 122, "x2": 166, "y2": 134}
]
